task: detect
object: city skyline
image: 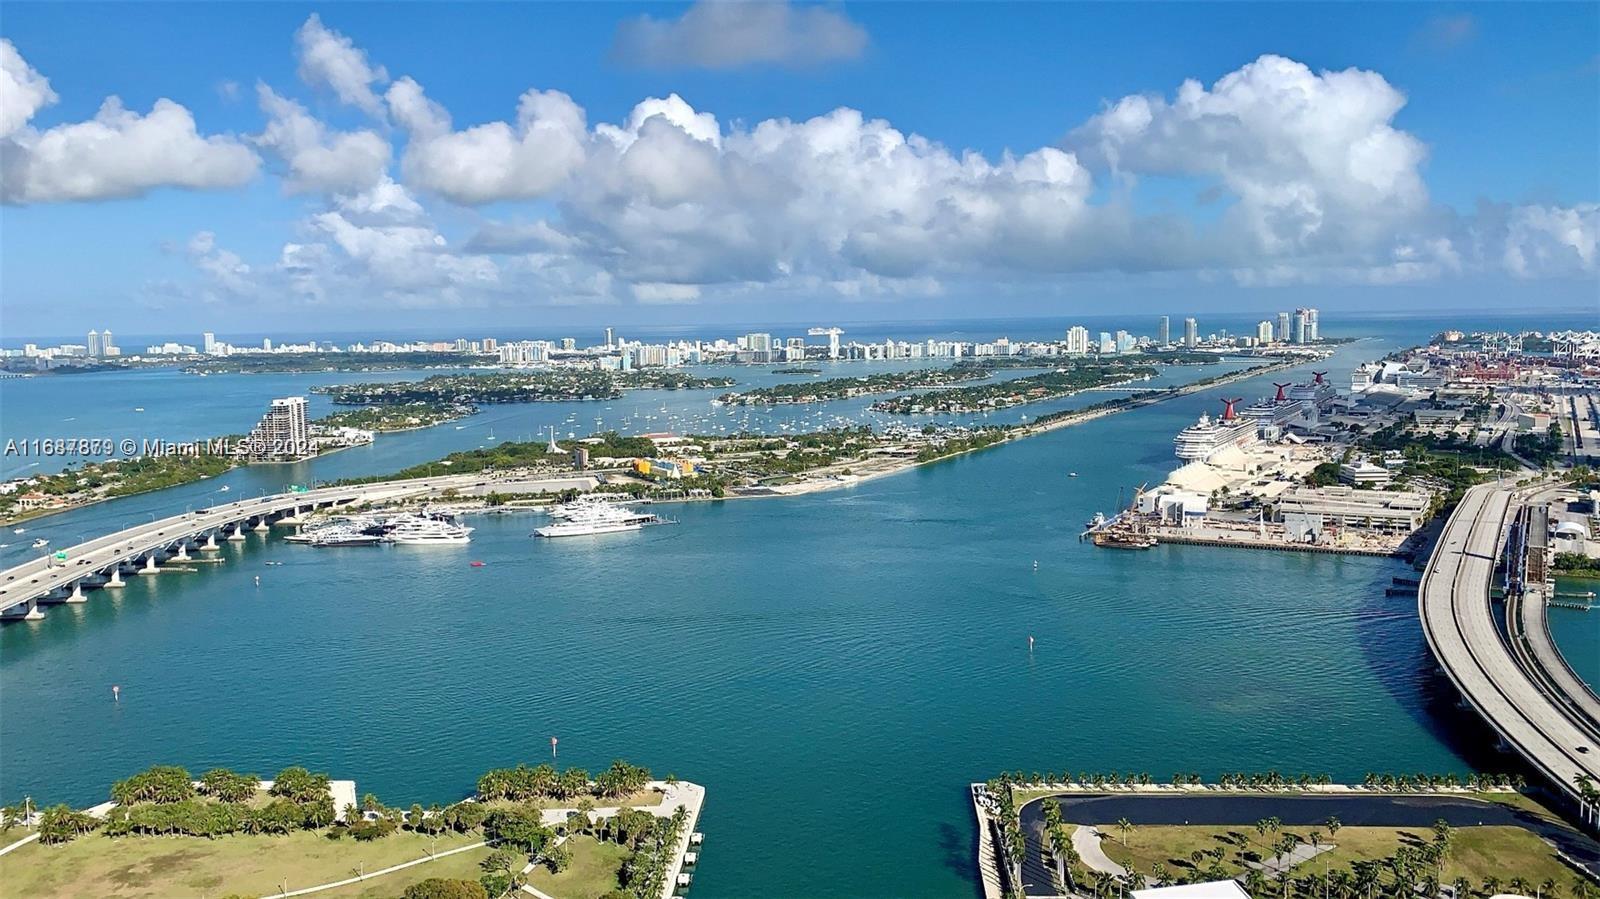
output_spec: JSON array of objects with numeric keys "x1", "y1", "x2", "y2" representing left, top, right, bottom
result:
[
  {"x1": 9, "y1": 307, "x2": 1329, "y2": 368},
  {"x1": 1, "y1": 2, "x2": 1596, "y2": 334}
]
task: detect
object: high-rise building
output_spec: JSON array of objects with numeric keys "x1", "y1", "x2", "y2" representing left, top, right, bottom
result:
[
  {"x1": 483, "y1": 338, "x2": 499, "y2": 352},
  {"x1": 1276, "y1": 312, "x2": 1290, "y2": 342},
  {"x1": 247, "y1": 396, "x2": 311, "y2": 460},
  {"x1": 1157, "y1": 316, "x2": 1170, "y2": 346},
  {"x1": 1097, "y1": 331, "x2": 1116, "y2": 354},
  {"x1": 1256, "y1": 320, "x2": 1274, "y2": 344},
  {"x1": 86, "y1": 330, "x2": 102, "y2": 357},
  {"x1": 1065, "y1": 325, "x2": 1090, "y2": 355},
  {"x1": 263, "y1": 338, "x2": 273, "y2": 352},
  {"x1": 203, "y1": 332, "x2": 216, "y2": 354},
  {"x1": 604, "y1": 327, "x2": 614, "y2": 348},
  {"x1": 1292, "y1": 310, "x2": 1308, "y2": 344},
  {"x1": 1183, "y1": 317, "x2": 1198, "y2": 347},
  {"x1": 560, "y1": 337, "x2": 575, "y2": 351},
  {"x1": 1304, "y1": 307, "x2": 1320, "y2": 342}
]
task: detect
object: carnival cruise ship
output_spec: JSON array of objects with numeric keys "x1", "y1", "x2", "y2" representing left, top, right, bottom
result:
[
  {"x1": 1173, "y1": 403, "x2": 1260, "y2": 462},
  {"x1": 535, "y1": 504, "x2": 664, "y2": 538},
  {"x1": 1239, "y1": 383, "x2": 1306, "y2": 430}
]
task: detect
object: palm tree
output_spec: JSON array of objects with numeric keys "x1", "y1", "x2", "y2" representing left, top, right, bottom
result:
[
  {"x1": 1116, "y1": 817, "x2": 1133, "y2": 846},
  {"x1": 1325, "y1": 816, "x2": 1342, "y2": 840},
  {"x1": 1451, "y1": 876, "x2": 1472, "y2": 899}
]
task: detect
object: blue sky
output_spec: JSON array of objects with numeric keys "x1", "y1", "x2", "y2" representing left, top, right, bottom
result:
[{"x1": 1, "y1": 1, "x2": 1596, "y2": 337}]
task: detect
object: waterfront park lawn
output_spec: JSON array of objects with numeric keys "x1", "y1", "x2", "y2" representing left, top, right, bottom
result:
[
  {"x1": 1098, "y1": 823, "x2": 1570, "y2": 886},
  {"x1": 0, "y1": 828, "x2": 488, "y2": 898},
  {"x1": 525, "y1": 836, "x2": 633, "y2": 899}
]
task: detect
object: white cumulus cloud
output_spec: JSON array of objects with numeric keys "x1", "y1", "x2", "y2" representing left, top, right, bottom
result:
[
  {"x1": 1071, "y1": 54, "x2": 1429, "y2": 263},
  {"x1": 295, "y1": 14, "x2": 389, "y2": 117},
  {"x1": 0, "y1": 39, "x2": 56, "y2": 139},
  {"x1": 612, "y1": 0, "x2": 867, "y2": 69},
  {"x1": 2, "y1": 96, "x2": 258, "y2": 204},
  {"x1": 390, "y1": 77, "x2": 588, "y2": 205},
  {"x1": 254, "y1": 84, "x2": 390, "y2": 194}
]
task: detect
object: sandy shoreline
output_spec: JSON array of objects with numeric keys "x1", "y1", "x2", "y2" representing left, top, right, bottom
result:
[{"x1": 725, "y1": 357, "x2": 1301, "y2": 500}]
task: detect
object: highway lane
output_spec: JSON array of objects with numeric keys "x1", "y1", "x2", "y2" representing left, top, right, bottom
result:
[
  {"x1": 1418, "y1": 483, "x2": 1600, "y2": 811},
  {"x1": 1518, "y1": 590, "x2": 1600, "y2": 737}
]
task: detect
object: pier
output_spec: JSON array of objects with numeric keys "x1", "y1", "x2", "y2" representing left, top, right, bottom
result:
[
  {"x1": 0, "y1": 473, "x2": 597, "y2": 621},
  {"x1": 1148, "y1": 529, "x2": 1404, "y2": 558}
]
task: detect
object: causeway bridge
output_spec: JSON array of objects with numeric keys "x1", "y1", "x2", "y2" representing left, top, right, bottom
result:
[
  {"x1": 0, "y1": 473, "x2": 595, "y2": 621},
  {"x1": 1418, "y1": 481, "x2": 1600, "y2": 822}
]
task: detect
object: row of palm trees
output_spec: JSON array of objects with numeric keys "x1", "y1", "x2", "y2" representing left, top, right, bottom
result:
[
  {"x1": 988, "y1": 769, "x2": 1529, "y2": 793},
  {"x1": 1361, "y1": 771, "x2": 1525, "y2": 792},
  {"x1": 474, "y1": 759, "x2": 653, "y2": 804}
]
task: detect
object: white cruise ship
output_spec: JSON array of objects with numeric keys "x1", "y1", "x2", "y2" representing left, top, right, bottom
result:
[
  {"x1": 1239, "y1": 384, "x2": 1306, "y2": 431},
  {"x1": 535, "y1": 504, "x2": 663, "y2": 538},
  {"x1": 386, "y1": 515, "x2": 474, "y2": 545},
  {"x1": 1173, "y1": 402, "x2": 1260, "y2": 462}
]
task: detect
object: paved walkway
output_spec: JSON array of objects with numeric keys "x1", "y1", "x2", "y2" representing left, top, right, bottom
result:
[
  {"x1": 517, "y1": 780, "x2": 705, "y2": 899},
  {"x1": 1071, "y1": 826, "x2": 1127, "y2": 877},
  {"x1": 0, "y1": 833, "x2": 38, "y2": 857},
  {"x1": 261, "y1": 841, "x2": 487, "y2": 898},
  {"x1": 1247, "y1": 841, "x2": 1334, "y2": 877}
]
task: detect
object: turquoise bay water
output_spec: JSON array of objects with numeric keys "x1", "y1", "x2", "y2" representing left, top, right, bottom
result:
[{"x1": 1, "y1": 313, "x2": 1595, "y2": 897}]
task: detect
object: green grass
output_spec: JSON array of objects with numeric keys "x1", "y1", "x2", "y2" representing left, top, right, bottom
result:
[
  {"x1": 1098, "y1": 823, "x2": 1571, "y2": 887},
  {"x1": 312, "y1": 844, "x2": 496, "y2": 898},
  {"x1": 0, "y1": 828, "x2": 483, "y2": 898},
  {"x1": 525, "y1": 836, "x2": 631, "y2": 899}
]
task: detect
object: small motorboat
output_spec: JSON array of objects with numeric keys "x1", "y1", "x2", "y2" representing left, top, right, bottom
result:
[
  {"x1": 12, "y1": 528, "x2": 24, "y2": 534},
  {"x1": 1068, "y1": 472, "x2": 1079, "y2": 478},
  {"x1": 218, "y1": 485, "x2": 231, "y2": 492},
  {"x1": 32, "y1": 538, "x2": 49, "y2": 548},
  {"x1": 134, "y1": 407, "x2": 145, "y2": 412},
  {"x1": 470, "y1": 560, "x2": 486, "y2": 567}
]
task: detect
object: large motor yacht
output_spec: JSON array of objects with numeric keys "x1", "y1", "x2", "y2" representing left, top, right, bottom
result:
[
  {"x1": 535, "y1": 504, "x2": 663, "y2": 538},
  {"x1": 386, "y1": 515, "x2": 474, "y2": 545}
]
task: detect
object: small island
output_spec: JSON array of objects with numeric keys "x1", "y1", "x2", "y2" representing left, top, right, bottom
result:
[
  {"x1": 2, "y1": 759, "x2": 704, "y2": 899},
  {"x1": 717, "y1": 365, "x2": 993, "y2": 405},
  {"x1": 871, "y1": 364, "x2": 1158, "y2": 414},
  {"x1": 315, "y1": 401, "x2": 476, "y2": 432},
  {"x1": 315, "y1": 370, "x2": 735, "y2": 406}
]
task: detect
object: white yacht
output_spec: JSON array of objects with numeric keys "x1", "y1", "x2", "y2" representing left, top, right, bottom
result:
[
  {"x1": 308, "y1": 524, "x2": 386, "y2": 547},
  {"x1": 386, "y1": 515, "x2": 473, "y2": 545},
  {"x1": 535, "y1": 504, "x2": 663, "y2": 538},
  {"x1": 548, "y1": 494, "x2": 649, "y2": 520}
]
